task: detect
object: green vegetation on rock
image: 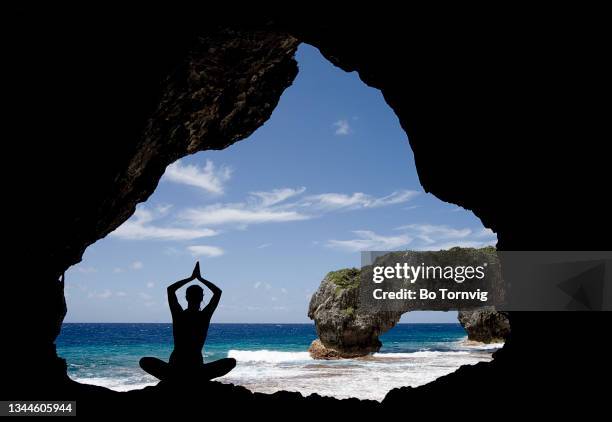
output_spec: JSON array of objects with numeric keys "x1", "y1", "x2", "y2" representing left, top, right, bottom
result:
[
  {"x1": 327, "y1": 268, "x2": 360, "y2": 295},
  {"x1": 342, "y1": 306, "x2": 355, "y2": 318}
]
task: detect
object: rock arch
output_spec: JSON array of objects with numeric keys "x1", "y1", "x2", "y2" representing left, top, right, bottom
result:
[{"x1": 307, "y1": 257, "x2": 510, "y2": 359}]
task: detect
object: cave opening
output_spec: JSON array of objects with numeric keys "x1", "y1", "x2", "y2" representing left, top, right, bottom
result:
[{"x1": 57, "y1": 43, "x2": 503, "y2": 401}]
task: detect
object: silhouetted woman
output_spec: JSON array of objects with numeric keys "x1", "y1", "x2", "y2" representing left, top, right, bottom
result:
[{"x1": 139, "y1": 262, "x2": 236, "y2": 382}]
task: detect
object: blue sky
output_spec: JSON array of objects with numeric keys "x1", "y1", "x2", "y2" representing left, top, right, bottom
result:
[{"x1": 65, "y1": 44, "x2": 496, "y2": 323}]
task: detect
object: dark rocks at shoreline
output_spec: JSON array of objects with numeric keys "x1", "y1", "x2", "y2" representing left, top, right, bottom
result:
[
  {"x1": 307, "y1": 268, "x2": 402, "y2": 359},
  {"x1": 458, "y1": 307, "x2": 510, "y2": 343}
]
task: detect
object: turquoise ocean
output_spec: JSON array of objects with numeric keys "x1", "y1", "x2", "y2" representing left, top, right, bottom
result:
[{"x1": 57, "y1": 323, "x2": 501, "y2": 401}]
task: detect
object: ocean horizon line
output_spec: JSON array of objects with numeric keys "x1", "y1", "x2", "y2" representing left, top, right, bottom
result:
[{"x1": 61, "y1": 321, "x2": 462, "y2": 325}]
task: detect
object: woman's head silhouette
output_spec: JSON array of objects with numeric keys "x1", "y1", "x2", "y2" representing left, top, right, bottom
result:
[{"x1": 186, "y1": 284, "x2": 204, "y2": 309}]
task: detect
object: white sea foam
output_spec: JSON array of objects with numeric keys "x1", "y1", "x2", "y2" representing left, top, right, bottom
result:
[
  {"x1": 72, "y1": 375, "x2": 157, "y2": 392},
  {"x1": 373, "y1": 351, "x2": 470, "y2": 358},
  {"x1": 463, "y1": 342, "x2": 505, "y2": 350},
  {"x1": 218, "y1": 346, "x2": 497, "y2": 401},
  {"x1": 455, "y1": 337, "x2": 505, "y2": 351},
  {"x1": 228, "y1": 349, "x2": 313, "y2": 363},
  {"x1": 71, "y1": 345, "x2": 501, "y2": 400}
]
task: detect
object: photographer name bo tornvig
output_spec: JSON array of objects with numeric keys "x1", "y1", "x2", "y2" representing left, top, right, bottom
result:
[{"x1": 371, "y1": 262, "x2": 490, "y2": 302}]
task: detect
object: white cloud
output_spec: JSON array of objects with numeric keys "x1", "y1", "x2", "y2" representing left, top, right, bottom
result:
[
  {"x1": 411, "y1": 240, "x2": 494, "y2": 251},
  {"x1": 326, "y1": 224, "x2": 497, "y2": 253},
  {"x1": 476, "y1": 228, "x2": 496, "y2": 238},
  {"x1": 131, "y1": 261, "x2": 143, "y2": 270},
  {"x1": 187, "y1": 245, "x2": 225, "y2": 258},
  {"x1": 180, "y1": 188, "x2": 418, "y2": 228},
  {"x1": 253, "y1": 282, "x2": 262, "y2": 289},
  {"x1": 146, "y1": 281, "x2": 155, "y2": 289},
  {"x1": 368, "y1": 191, "x2": 420, "y2": 207},
  {"x1": 113, "y1": 185, "x2": 419, "y2": 246},
  {"x1": 257, "y1": 243, "x2": 272, "y2": 249},
  {"x1": 156, "y1": 203, "x2": 173, "y2": 215},
  {"x1": 75, "y1": 266, "x2": 97, "y2": 274},
  {"x1": 116, "y1": 291, "x2": 127, "y2": 297},
  {"x1": 395, "y1": 224, "x2": 472, "y2": 244},
  {"x1": 249, "y1": 187, "x2": 305, "y2": 207},
  {"x1": 111, "y1": 206, "x2": 217, "y2": 241},
  {"x1": 393, "y1": 224, "x2": 497, "y2": 250},
  {"x1": 333, "y1": 119, "x2": 351, "y2": 135},
  {"x1": 303, "y1": 190, "x2": 419, "y2": 211},
  {"x1": 181, "y1": 204, "x2": 309, "y2": 227},
  {"x1": 163, "y1": 159, "x2": 232, "y2": 195},
  {"x1": 304, "y1": 192, "x2": 369, "y2": 209},
  {"x1": 327, "y1": 230, "x2": 412, "y2": 252}
]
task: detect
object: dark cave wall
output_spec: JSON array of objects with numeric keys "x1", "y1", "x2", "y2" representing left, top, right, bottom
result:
[
  {"x1": 10, "y1": 23, "x2": 300, "y2": 390},
  {"x1": 8, "y1": 10, "x2": 610, "y2": 411},
  {"x1": 287, "y1": 17, "x2": 610, "y2": 382},
  {"x1": 43, "y1": 28, "x2": 299, "y2": 279}
]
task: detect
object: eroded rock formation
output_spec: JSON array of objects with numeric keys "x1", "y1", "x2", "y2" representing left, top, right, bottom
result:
[
  {"x1": 308, "y1": 253, "x2": 509, "y2": 358},
  {"x1": 458, "y1": 307, "x2": 510, "y2": 343},
  {"x1": 308, "y1": 269, "x2": 402, "y2": 358}
]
